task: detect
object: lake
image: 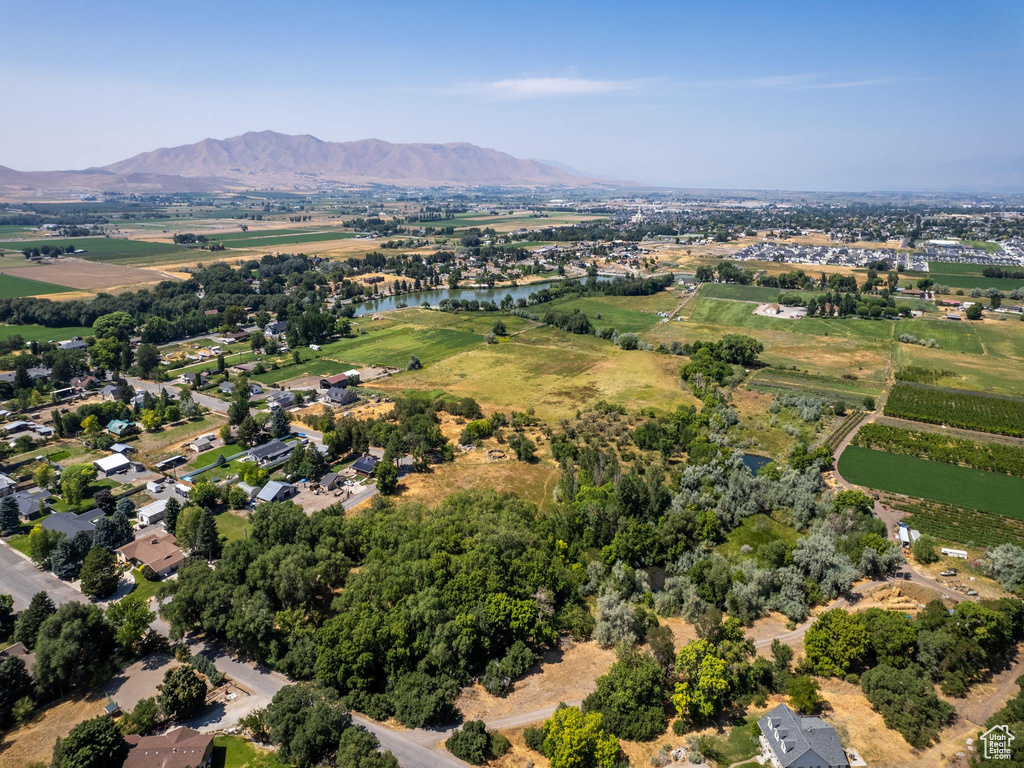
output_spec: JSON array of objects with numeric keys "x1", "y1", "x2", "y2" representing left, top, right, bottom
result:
[
  {"x1": 741, "y1": 453, "x2": 773, "y2": 474},
  {"x1": 350, "y1": 276, "x2": 609, "y2": 316}
]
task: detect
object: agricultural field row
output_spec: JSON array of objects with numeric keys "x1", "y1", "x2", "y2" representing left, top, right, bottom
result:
[
  {"x1": 854, "y1": 422, "x2": 1024, "y2": 477},
  {"x1": 897, "y1": 498, "x2": 1024, "y2": 548},
  {"x1": 0, "y1": 236, "x2": 190, "y2": 264},
  {"x1": 883, "y1": 382, "x2": 1024, "y2": 437},
  {"x1": 837, "y1": 445, "x2": 1024, "y2": 519}
]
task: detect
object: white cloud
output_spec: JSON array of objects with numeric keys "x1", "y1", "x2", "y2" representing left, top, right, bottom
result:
[{"x1": 461, "y1": 76, "x2": 644, "y2": 99}]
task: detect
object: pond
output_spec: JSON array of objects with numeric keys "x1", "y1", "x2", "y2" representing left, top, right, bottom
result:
[
  {"x1": 350, "y1": 276, "x2": 609, "y2": 316},
  {"x1": 741, "y1": 453, "x2": 773, "y2": 474}
]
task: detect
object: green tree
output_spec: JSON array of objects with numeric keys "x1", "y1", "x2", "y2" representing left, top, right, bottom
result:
[
  {"x1": 61, "y1": 463, "x2": 98, "y2": 508},
  {"x1": 787, "y1": 675, "x2": 821, "y2": 714},
  {"x1": 271, "y1": 407, "x2": 292, "y2": 438},
  {"x1": 163, "y1": 497, "x2": 181, "y2": 535},
  {"x1": 539, "y1": 705, "x2": 622, "y2": 768},
  {"x1": 0, "y1": 495, "x2": 19, "y2": 533},
  {"x1": 157, "y1": 665, "x2": 207, "y2": 721},
  {"x1": 136, "y1": 343, "x2": 161, "y2": 378},
  {"x1": 27, "y1": 525, "x2": 62, "y2": 568},
  {"x1": 13, "y1": 591, "x2": 55, "y2": 650},
  {"x1": 374, "y1": 461, "x2": 398, "y2": 495},
  {"x1": 0, "y1": 656, "x2": 34, "y2": 730},
  {"x1": 34, "y1": 603, "x2": 116, "y2": 698},
  {"x1": 337, "y1": 725, "x2": 399, "y2": 768},
  {"x1": 92, "y1": 311, "x2": 135, "y2": 342},
  {"x1": 804, "y1": 609, "x2": 869, "y2": 676},
  {"x1": 51, "y1": 715, "x2": 128, "y2": 768},
  {"x1": 407, "y1": 354, "x2": 422, "y2": 370},
  {"x1": 673, "y1": 638, "x2": 730, "y2": 724},
  {"x1": 966, "y1": 303, "x2": 983, "y2": 320},
  {"x1": 445, "y1": 720, "x2": 509, "y2": 765},
  {"x1": 0, "y1": 593, "x2": 13, "y2": 638},
  {"x1": 583, "y1": 646, "x2": 669, "y2": 741},
  {"x1": 106, "y1": 593, "x2": 155, "y2": 657},
  {"x1": 267, "y1": 683, "x2": 352, "y2": 768},
  {"x1": 79, "y1": 546, "x2": 119, "y2": 598},
  {"x1": 913, "y1": 534, "x2": 939, "y2": 564},
  {"x1": 119, "y1": 696, "x2": 159, "y2": 735}
]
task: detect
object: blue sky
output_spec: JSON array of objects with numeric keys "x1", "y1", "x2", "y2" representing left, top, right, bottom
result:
[{"x1": 2, "y1": 0, "x2": 1021, "y2": 190}]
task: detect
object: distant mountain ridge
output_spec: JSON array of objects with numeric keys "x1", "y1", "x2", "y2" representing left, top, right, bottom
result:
[{"x1": 0, "y1": 131, "x2": 607, "y2": 196}]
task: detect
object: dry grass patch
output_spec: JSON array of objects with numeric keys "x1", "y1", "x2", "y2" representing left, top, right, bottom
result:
[{"x1": 0, "y1": 695, "x2": 105, "y2": 767}]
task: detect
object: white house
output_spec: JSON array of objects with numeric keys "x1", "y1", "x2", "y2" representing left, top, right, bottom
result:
[{"x1": 138, "y1": 498, "x2": 169, "y2": 527}]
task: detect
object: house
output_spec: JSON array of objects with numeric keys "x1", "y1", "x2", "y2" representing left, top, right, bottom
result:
[
  {"x1": 137, "y1": 498, "x2": 169, "y2": 527},
  {"x1": 117, "y1": 533, "x2": 185, "y2": 578},
  {"x1": 106, "y1": 419, "x2": 137, "y2": 437},
  {"x1": 323, "y1": 386, "x2": 358, "y2": 406},
  {"x1": 0, "y1": 641, "x2": 35, "y2": 675},
  {"x1": 14, "y1": 489, "x2": 51, "y2": 521},
  {"x1": 100, "y1": 384, "x2": 118, "y2": 400},
  {"x1": 256, "y1": 480, "x2": 297, "y2": 503},
  {"x1": 93, "y1": 453, "x2": 132, "y2": 476},
  {"x1": 246, "y1": 438, "x2": 294, "y2": 466},
  {"x1": 188, "y1": 436, "x2": 215, "y2": 453},
  {"x1": 264, "y1": 320, "x2": 288, "y2": 336},
  {"x1": 179, "y1": 371, "x2": 207, "y2": 387},
  {"x1": 42, "y1": 509, "x2": 103, "y2": 540},
  {"x1": 351, "y1": 453, "x2": 380, "y2": 476},
  {"x1": 0, "y1": 472, "x2": 16, "y2": 497},
  {"x1": 266, "y1": 391, "x2": 296, "y2": 409},
  {"x1": 220, "y1": 381, "x2": 262, "y2": 396},
  {"x1": 320, "y1": 372, "x2": 351, "y2": 389},
  {"x1": 318, "y1": 472, "x2": 343, "y2": 491},
  {"x1": 123, "y1": 726, "x2": 214, "y2": 768},
  {"x1": 57, "y1": 337, "x2": 88, "y2": 351},
  {"x1": 70, "y1": 374, "x2": 99, "y2": 390},
  {"x1": 758, "y1": 703, "x2": 849, "y2": 768}
]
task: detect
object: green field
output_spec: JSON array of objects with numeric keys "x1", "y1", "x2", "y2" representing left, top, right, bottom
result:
[
  {"x1": 252, "y1": 357, "x2": 358, "y2": 385},
  {"x1": 545, "y1": 295, "x2": 672, "y2": 333},
  {"x1": 700, "y1": 283, "x2": 793, "y2": 302},
  {"x1": 319, "y1": 325, "x2": 482, "y2": 368},
  {"x1": 748, "y1": 368, "x2": 883, "y2": 399},
  {"x1": 406, "y1": 212, "x2": 605, "y2": 231},
  {"x1": 914, "y1": 264, "x2": 1024, "y2": 291},
  {"x1": 0, "y1": 274, "x2": 75, "y2": 298},
  {"x1": 893, "y1": 318, "x2": 983, "y2": 353},
  {"x1": 0, "y1": 236, "x2": 190, "y2": 265},
  {"x1": 212, "y1": 735, "x2": 290, "y2": 768},
  {"x1": 213, "y1": 231, "x2": 358, "y2": 249},
  {"x1": 838, "y1": 445, "x2": 1024, "y2": 519},
  {"x1": 718, "y1": 514, "x2": 799, "y2": 562},
  {"x1": 0, "y1": 324, "x2": 94, "y2": 342}
]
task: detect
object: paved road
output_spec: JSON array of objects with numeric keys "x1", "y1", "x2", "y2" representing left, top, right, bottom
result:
[
  {"x1": 353, "y1": 716, "x2": 469, "y2": 768},
  {"x1": 0, "y1": 542, "x2": 87, "y2": 611},
  {"x1": 128, "y1": 376, "x2": 227, "y2": 415}
]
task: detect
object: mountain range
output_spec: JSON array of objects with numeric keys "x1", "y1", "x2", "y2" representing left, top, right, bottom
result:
[{"x1": 0, "y1": 131, "x2": 607, "y2": 196}]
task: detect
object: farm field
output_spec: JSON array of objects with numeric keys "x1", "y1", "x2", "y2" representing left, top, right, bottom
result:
[
  {"x1": 897, "y1": 497, "x2": 1024, "y2": 548},
  {"x1": 0, "y1": 257, "x2": 172, "y2": 291},
  {"x1": 0, "y1": 273, "x2": 75, "y2": 297},
  {"x1": 837, "y1": 445, "x2": 1024, "y2": 519},
  {"x1": 747, "y1": 368, "x2": 883, "y2": 399},
  {"x1": 0, "y1": 323, "x2": 94, "y2": 341},
  {"x1": 405, "y1": 212, "x2": 606, "y2": 232},
  {"x1": 884, "y1": 382, "x2": 1024, "y2": 437},
  {"x1": 252, "y1": 357, "x2": 359, "y2": 385},
  {"x1": 893, "y1": 318, "x2": 983, "y2": 353},
  {"x1": 212, "y1": 230, "x2": 358, "y2": 249},
  {"x1": 0, "y1": 236, "x2": 190, "y2": 265}
]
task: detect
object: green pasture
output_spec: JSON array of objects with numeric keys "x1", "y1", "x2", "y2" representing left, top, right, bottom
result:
[
  {"x1": 838, "y1": 445, "x2": 1024, "y2": 519},
  {"x1": 0, "y1": 237, "x2": 189, "y2": 264},
  {"x1": 0, "y1": 274, "x2": 75, "y2": 298},
  {"x1": 0, "y1": 324, "x2": 93, "y2": 342}
]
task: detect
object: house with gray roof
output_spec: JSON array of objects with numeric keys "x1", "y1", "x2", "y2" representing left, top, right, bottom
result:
[
  {"x1": 256, "y1": 480, "x2": 296, "y2": 503},
  {"x1": 246, "y1": 438, "x2": 294, "y2": 466},
  {"x1": 41, "y1": 509, "x2": 104, "y2": 539},
  {"x1": 15, "y1": 488, "x2": 52, "y2": 521},
  {"x1": 758, "y1": 704, "x2": 849, "y2": 768}
]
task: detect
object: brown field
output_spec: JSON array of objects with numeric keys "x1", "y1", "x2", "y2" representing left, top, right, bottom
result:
[
  {"x1": 0, "y1": 695, "x2": 106, "y2": 767},
  {"x1": 457, "y1": 641, "x2": 617, "y2": 723},
  {"x1": 0, "y1": 256, "x2": 177, "y2": 292}
]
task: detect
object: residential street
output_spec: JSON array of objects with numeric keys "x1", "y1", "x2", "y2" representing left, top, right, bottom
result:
[{"x1": 0, "y1": 543, "x2": 87, "y2": 611}]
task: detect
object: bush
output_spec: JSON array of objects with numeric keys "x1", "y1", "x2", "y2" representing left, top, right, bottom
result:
[
  {"x1": 481, "y1": 641, "x2": 539, "y2": 696},
  {"x1": 445, "y1": 720, "x2": 494, "y2": 765},
  {"x1": 912, "y1": 535, "x2": 938, "y2": 565},
  {"x1": 524, "y1": 725, "x2": 545, "y2": 752}
]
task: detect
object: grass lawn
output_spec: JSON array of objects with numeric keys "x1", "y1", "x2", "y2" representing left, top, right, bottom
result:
[
  {"x1": 700, "y1": 283, "x2": 790, "y2": 302},
  {"x1": 0, "y1": 324, "x2": 94, "y2": 342},
  {"x1": 252, "y1": 358, "x2": 355, "y2": 386},
  {"x1": 838, "y1": 445, "x2": 1024, "y2": 519},
  {"x1": 212, "y1": 735, "x2": 290, "y2": 768},
  {"x1": 215, "y1": 511, "x2": 251, "y2": 543},
  {"x1": 718, "y1": 513, "x2": 800, "y2": 563},
  {"x1": 893, "y1": 318, "x2": 983, "y2": 354},
  {"x1": 127, "y1": 568, "x2": 163, "y2": 603},
  {"x1": 0, "y1": 274, "x2": 75, "y2": 298},
  {"x1": 701, "y1": 714, "x2": 762, "y2": 766}
]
